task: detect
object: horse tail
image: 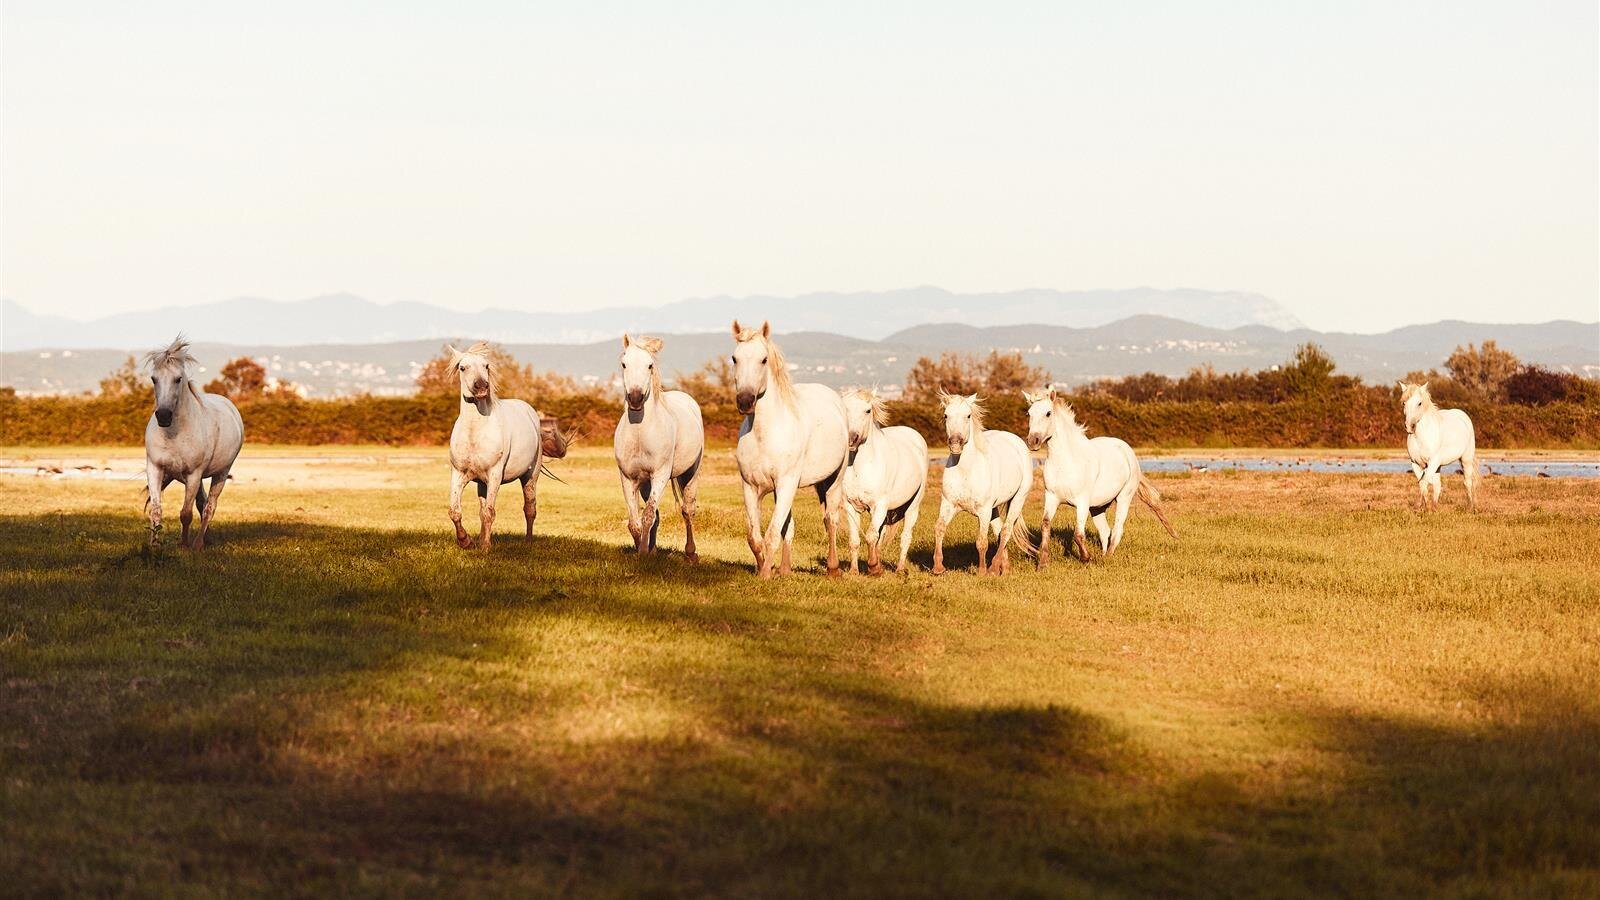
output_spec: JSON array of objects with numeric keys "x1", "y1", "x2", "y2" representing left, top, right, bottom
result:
[
  {"x1": 1136, "y1": 476, "x2": 1178, "y2": 539},
  {"x1": 539, "y1": 415, "x2": 574, "y2": 460},
  {"x1": 1008, "y1": 508, "x2": 1040, "y2": 558}
]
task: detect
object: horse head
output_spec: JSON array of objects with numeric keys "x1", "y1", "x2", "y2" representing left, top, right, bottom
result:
[
  {"x1": 1398, "y1": 381, "x2": 1431, "y2": 434},
  {"x1": 731, "y1": 319, "x2": 775, "y2": 415},
  {"x1": 1023, "y1": 388, "x2": 1056, "y2": 450},
  {"x1": 941, "y1": 391, "x2": 983, "y2": 456},
  {"x1": 619, "y1": 334, "x2": 664, "y2": 412},
  {"x1": 450, "y1": 342, "x2": 496, "y2": 401},
  {"x1": 841, "y1": 387, "x2": 885, "y2": 450},
  {"x1": 143, "y1": 335, "x2": 196, "y2": 428}
]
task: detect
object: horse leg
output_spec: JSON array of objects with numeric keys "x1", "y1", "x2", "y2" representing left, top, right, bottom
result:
[
  {"x1": 1037, "y1": 491, "x2": 1058, "y2": 570},
  {"x1": 818, "y1": 470, "x2": 845, "y2": 578},
  {"x1": 478, "y1": 472, "x2": 503, "y2": 550},
  {"x1": 1072, "y1": 501, "x2": 1092, "y2": 562},
  {"x1": 988, "y1": 502, "x2": 1009, "y2": 576},
  {"x1": 178, "y1": 472, "x2": 201, "y2": 549},
  {"x1": 1423, "y1": 461, "x2": 1443, "y2": 511},
  {"x1": 621, "y1": 472, "x2": 644, "y2": 550},
  {"x1": 764, "y1": 475, "x2": 801, "y2": 579},
  {"x1": 781, "y1": 513, "x2": 796, "y2": 575},
  {"x1": 867, "y1": 502, "x2": 889, "y2": 577},
  {"x1": 845, "y1": 502, "x2": 862, "y2": 575},
  {"x1": 145, "y1": 462, "x2": 166, "y2": 551},
  {"x1": 931, "y1": 497, "x2": 955, "y2": 575},
  {"x1": 521, "y1": 471, "x2": 537, "y2": 539},
  {"x1": 448, "y1": 469, "x2": 472, "y2": 548},
  {"x1": 643, "y1": 470, "x2": 668, "y2": 554},
  {"x1": 741, "y1": 481, "x2": 766, "y2": 573},
  {"x1": 894, "y1": 485, "x2": 922, "y2": 574},
  {"x1": 678, "y1": 469, "x2": 700, "y2": 562},
  {"x1": 975, "y1": 505, "x2": 994, "y2": 575},
  {"x1": 1410, "y1": 463, "x2": 1428, "y2": 512},
  {"x1": 1462, "y1": 449, "x2": 1479, "y2": 511},
  {"x1": 194, "y1": 470, "x2": 228, "y2": 551}
]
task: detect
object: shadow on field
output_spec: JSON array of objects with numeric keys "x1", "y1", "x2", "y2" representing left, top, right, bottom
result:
[{"x1": 2, "y1": 513, "x2": 1598, "y2": 894}]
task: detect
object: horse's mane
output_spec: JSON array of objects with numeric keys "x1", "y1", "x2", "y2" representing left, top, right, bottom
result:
[
  {"x1": 842, "y1": 387, "x2": 890, "y2": 426},
  {"x1": 1052, "y1": 395, "x2": 1088, "y2": 437},
  {"x1": 1399, "y1": 382, "x2": 1432, "y2": 404},
  {"x1": 734, "y1": 325, "x2": 795, "y2": 402},
  {"x1": 633, "y1": 335, "x2": 665, "y2": 397},
  {"x1": 143, "y1": 335, "x2": 196, "y2": 374}
]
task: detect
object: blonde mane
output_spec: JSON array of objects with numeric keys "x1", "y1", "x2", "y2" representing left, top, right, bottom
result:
[
  {"x1": 842, "y1": 387, "x2": 890, "y2": 427},
  {"x1": 734, "y1": 325, "x2": 795, "y2": 402},
  {"x1": 143, "y1": 335, "x2": 196, "y2": 375},
  {"x1": 634, "y1": 335, "x2": 665, "y2": 397},
  {"x1": 1052, "y1": 395, "x2": 1088, "y2": 437}
]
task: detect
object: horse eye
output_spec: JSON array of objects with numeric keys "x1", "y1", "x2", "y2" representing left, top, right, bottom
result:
[
  {"x1": 648, "y1": 363, "x2": 654, "y2": 370},
  {"x1": 1045, "y1": 410, "x2": 1052, "y2": 417},
  {"x1": 761, "y1": 357, "x2": 768, "y2": 365}
]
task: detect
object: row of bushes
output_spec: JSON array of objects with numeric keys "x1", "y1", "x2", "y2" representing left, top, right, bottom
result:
[{"x1": 5, "y1": 391, "x2": 1597, "y2": 449}]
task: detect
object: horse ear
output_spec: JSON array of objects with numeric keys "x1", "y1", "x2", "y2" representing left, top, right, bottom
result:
[
  {"x1": 621, "y1": 334, "x2": 631, "y2": 349},
  {"x1": 1022, "y1": 390, "x2": 1036, "y2": 404},
  {"x1": 761, "y1": 321, "x2": 771, "y2": 338},
  {"x1": 967, "y1": 393, "x2": 979, "y2": 403},
  {"x1": 731, "y1": 320, "x2": 742, "y2": 337},
  {"x1": 1046, "y1": 385, "x2": 1058, "y2": 400}
]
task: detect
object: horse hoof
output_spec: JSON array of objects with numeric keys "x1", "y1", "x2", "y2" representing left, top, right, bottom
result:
[
  {"x1": 931, "y1": 564, "x2": 945, "y2": 576},
  {"x1": 827, "y1": 567, "x2": 843, "y2": 579},
  {"x1": 685, "y1": 552, "x2": 699, "y2": 563},
  {"x1": 867, "y1": 565, "x2": 883, "y2": 577}
]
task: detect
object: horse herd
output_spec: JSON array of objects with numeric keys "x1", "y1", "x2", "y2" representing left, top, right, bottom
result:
[{"x1": 139, "y1": 324, "x2": 1480, "y2": 574}]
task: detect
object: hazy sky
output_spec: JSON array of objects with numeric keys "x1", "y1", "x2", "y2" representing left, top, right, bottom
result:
[{"x1": 2, "y1": 1, "x2": 1595, "y2": 332}]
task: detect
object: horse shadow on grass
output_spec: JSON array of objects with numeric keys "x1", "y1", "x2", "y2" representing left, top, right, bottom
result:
[{"x1": 4, "y1": 514, "x2": 1599, "y2": 895}]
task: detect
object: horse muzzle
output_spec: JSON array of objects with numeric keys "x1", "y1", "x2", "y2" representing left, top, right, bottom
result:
[
  {"x1": 154, "y1": 409, "x2": 174, "y2": 428},
  {"x1": 947, "y1": 437, "x2": 965, "y2": 455},
  {"x1": 848, "y1": 433, "x2": 865, "y2": 450},
  {"x1": 1027, "y1": 433, "x2": 1047, "y2": 451},
  {"x1": 626, "y1": 390, "x2": 646, "y2": 412},
  {"x1": 736, "y1": 391, "x2": 756, "y2": 415}
]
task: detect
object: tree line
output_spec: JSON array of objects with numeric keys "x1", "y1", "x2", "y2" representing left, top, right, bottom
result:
[{"x1": 2, "y1": 340, "x2": 1595, "y2": 448}]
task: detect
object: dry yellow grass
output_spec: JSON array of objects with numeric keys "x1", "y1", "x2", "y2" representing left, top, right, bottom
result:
[{"x1": 2, "y1": 445, "x2": 1597, "y2": 895}]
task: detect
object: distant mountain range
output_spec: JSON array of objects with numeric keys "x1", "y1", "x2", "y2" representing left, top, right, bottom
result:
[
  {"x1": 5, "y1": 312, "x2": 1594, "y2": 397},
  {"x1": 1, "y1": 287, "x2": 1305, "y2": 352}
]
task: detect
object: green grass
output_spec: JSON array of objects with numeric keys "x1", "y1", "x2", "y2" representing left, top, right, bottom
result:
[{"x1": 3, "y1": 447, "x2": 1598, "y2": 896}]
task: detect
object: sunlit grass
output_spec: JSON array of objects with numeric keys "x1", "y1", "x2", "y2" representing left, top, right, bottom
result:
[{"x1": 2, "y1": 446, "x2": 1597, "y2": 895}]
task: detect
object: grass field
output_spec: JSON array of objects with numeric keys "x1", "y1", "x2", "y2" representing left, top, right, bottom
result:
[{"x1": 3, "y1": 444, "x2": 1598, "y2": 896}]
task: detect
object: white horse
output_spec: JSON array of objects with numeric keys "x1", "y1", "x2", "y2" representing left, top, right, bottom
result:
[
  {"x1": 840, "y1": 387, "x2": 928, "y2": 576},
  {"x1": 1400, "y1": 381, "x2": 1478, "y2": 511},
  {"x1": 446, "y1": 342, "x2": 568, "y2": 549},
  {"x1": 932, "y1": 393, "x2": 1035, "y2": 576},
  {"x1": 732, "y1": 320, "x2": 851, "y2": 578},
  {"x1": 614, "y1": 334, "x2": 705, "y2": 560},
  {"x1": 142, "y1": 335, "x2": 244, "y2": 551},
  {"x1": 1024, "y1": 388, "x2": 1175, "y2": 566}
]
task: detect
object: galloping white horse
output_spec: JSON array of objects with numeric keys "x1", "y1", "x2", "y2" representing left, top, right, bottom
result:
[
  {"x1": 932, "y1": 393, "x2": 1034, "y2": 576},
  {"x1": 142, "y1": 335, "x2": 244, "y2": 550},
  {"x1": 840, "y1": 387, "x2": 928, "y2": 575},
  {"x1": 614, "y1": 334, "x2": 705, "y2": 560},
  {"x1": 1024, "y1": 388, "x2": 1175, "y2": 566},
  {"x1": 1399, "y1": 381, "x2": 1478, "y2": 511},
  {"x1": 731, "y1": 320, "x2": 851, "y2": 578},
  {"x1": 447, "y1": 343, "x2": 568, "y2": 549}
]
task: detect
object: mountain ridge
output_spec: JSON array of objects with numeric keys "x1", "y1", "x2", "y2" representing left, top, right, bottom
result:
[
  {"x1": 5, "y1": 314, "x2": 1593, "y2": 397},
  {"x1": 1, "y1": 286, "x2": 1308, "y2": 352}
]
